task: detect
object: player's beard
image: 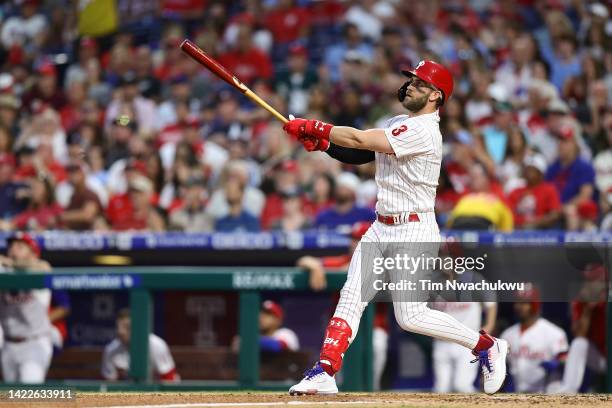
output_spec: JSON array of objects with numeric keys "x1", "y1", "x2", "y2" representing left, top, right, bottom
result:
[{"x1": 402, "y1": 93, "x2": 429, "y2": 112}]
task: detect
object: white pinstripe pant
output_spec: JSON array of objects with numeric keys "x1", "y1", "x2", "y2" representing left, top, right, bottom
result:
[{"x1": 333, "y1": 214, "x2": 480, "y2": 350}]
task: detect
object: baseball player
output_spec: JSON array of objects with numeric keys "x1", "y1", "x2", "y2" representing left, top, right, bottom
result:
[
  {"x1": 297, "y1": 221, "x2": 390, "y2": 390},
  {"x1": 283, "y1": 60, "x2": 508, "y2": 395},
  {"x1": 231, "y1": 300, "x2": 300, "y2": 353},
  {"x1": 101, "y1": 308, "x2": 179, "y2": 382},
  {"x1": 0, "y1": 232, "x2": 54, "y2": 383},
  {"x1": 259, "y1": 300, "x2": 300, "y2": 352},
  {"x1": 500, "y1": 288, "x2": 568, "y2": 393}
]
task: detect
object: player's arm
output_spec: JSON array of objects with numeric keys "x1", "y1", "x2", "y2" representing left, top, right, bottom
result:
[
  {"x1": 283, "y1": 119, "x2": 393, "y2": 154},
  {"x1": 329, "y1": 127, "x2": 393, "y2": 154},
  {"x1": 259, "y1": 336, "x2": 287, "y2": 352},
  {"x1": 296, "y1": 256, "x2": 327, "y2": 291},
  {"x1": 325, "y1": 143, "x2": 375, "y2": 164}
]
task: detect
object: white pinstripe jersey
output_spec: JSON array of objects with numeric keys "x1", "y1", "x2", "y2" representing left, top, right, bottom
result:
[{"x1": 375, "y1": 111, "x2": 442, "y2": 214}]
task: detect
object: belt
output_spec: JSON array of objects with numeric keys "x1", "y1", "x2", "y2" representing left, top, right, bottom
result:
[
  {"x1": 5, "y1": 336, "x2": 27, "y2": 343},
  {"x1": 376, "y1": 212, "x2": 422, "y2": 225},
  {"x1": 5, "y1": 334, "x2": 42, "y2": 343}
]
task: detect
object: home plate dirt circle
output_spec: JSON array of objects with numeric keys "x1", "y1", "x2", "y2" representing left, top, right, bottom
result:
[{"x1": 5, "y1": 392, "x2": 611, "y2": 408}]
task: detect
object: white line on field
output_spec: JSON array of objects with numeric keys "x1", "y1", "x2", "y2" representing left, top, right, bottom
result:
[{"x1": 91, "y1": 400, "x2": 374, "y2": 408}]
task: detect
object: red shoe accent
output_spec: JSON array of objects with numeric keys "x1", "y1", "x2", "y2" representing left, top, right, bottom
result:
[
  {"x1": 473, "y1": 329, "x2": 494, "y2": 353},
  {"x1": 319, "y1": 362, "x2": 335, "y2": 377},
  {"x1": 319, "y1": 317, "x2": 352, "y2": 375}
]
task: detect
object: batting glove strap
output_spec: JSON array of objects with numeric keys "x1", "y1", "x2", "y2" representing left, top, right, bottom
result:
[{"x1": 304, "y1": 119, "x2": 333, "y2": 141}]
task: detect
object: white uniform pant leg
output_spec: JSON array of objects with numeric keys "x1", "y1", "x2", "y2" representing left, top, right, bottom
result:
[
  {"x1": 451, "y1": 342, "x2": 477, "y2": 393},
  {"x1": 433, "y1": 340, "x2": 453, "y2": 393},
  {"x1": 333, "y1": 225, "x2": 383, "y2": 342},
  {"x1": 16, "y1": 337, "x2": 53, "y2": 384},
  {"x1": 561, "y1": 337, "x2": 606, "y2": 393},
  {"x1": 560, "y1": 337, "x2": 589, "y2": 393},
  {"x1": 387, "y1": 222, "x2": 480, "y2": 350},
  {"x1": 1, "y1": 342, "x2": 18, "y2": 383},
  {"x1": 372, "y1": 327, "x2": 388, "y2": 390}
]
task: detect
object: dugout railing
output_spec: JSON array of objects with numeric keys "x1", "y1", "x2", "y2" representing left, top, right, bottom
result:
[{"x1": 0, "y1": 267, "x2": 374, "y2": 392}]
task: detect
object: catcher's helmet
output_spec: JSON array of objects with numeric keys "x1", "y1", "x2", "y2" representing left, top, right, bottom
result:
[{"x1": 400, "y1": 60, "x2": 454, "y2": 104}]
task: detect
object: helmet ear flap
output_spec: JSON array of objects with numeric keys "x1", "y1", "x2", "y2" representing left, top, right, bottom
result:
[{"x1": 397, "y1": 80, "x2": 411, "y2": 102}]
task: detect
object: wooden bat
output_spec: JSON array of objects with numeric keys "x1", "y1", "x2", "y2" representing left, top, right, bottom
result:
[{"x1": 180, "y1": 39, "x2": 288, "y2": 124}]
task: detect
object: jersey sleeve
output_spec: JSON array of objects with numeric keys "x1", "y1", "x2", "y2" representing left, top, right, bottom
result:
[
  {"x1": 149, "y1": 334, "x2": 177, "y2": 377},
  {"x1": 384, "y1": 119, "x2": 432, "y2": 158},
  {"x1": 273, "y1": 328, "x2": 300, "y2": 351}
]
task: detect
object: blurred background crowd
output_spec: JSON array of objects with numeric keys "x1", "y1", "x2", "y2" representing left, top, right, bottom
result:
[{"x1": 0, "y1": 0, "x2": 610, "y2": 234}]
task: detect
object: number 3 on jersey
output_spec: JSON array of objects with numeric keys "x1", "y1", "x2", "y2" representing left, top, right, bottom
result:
[{"x1": 391, "y1": 124, "x2": 408, "y2": 137}]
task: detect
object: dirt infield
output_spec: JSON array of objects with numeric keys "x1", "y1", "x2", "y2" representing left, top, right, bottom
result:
[{"x1": 3, "y1": 392, "x2": 611, "y2": 408}]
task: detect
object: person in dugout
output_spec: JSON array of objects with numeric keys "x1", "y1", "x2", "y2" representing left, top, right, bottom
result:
[
  {"x1": 101, "y1": 308, "x2": 179, "y2": 382},
  {"x1": 500, "y1": 287, "x2": 568, "y2": 393},
  {"x1": 296, "y1": 221, "x2": 390, "y2": 390},
  {"x1": 232, "y1": 300, "x2": 300, "y2": 352}
]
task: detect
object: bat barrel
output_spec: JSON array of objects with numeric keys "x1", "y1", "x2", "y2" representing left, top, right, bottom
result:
[{"x1": 180, "y1": 39, "x2": 288, "y2": 124}]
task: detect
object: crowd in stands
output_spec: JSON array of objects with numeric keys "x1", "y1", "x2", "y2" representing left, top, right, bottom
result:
[{"x1": 0, "y1": 0, "x2": 609, "y2": 234}]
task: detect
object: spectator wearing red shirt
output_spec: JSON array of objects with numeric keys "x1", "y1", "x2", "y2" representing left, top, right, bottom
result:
[
  {"x1": 261, "y1": 160, "x2": 301, "y2": 230},
  {"x1": 59, "y1": 80, "x2": 87, "y2": 131},
  {"x1": 59, "y1": 162, "x2": 102, "y2": 230},
  {"x1": 263, "y1": 0, "x2": 311, "y2": 44},
  {"x1": 106, "y1": 175, "x2": 165, "y2": 231},
  {"x1": 270, "y1": 189, "x2": 311, "y2": 231},
  {"x1": 218, "y1": 24, "x2": 273, "y2": 85},
  {"x1": 508, "y1": 153, "x2": 562, "y2": 229},
  {"x1": 21, "y1": 61, "x2": 66, "y2": 114},
  {"x1": 12, "y1": 175, "x2": 62, "y2": 231}
]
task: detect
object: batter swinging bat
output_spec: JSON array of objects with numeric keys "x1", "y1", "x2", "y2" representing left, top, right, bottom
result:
[{"x1": 180, "y1": 39, "x2": 288, "y2": 124}]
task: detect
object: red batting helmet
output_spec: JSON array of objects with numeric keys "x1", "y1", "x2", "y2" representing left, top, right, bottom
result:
[
  {"x1": 351, "y1": 222, "x2": 371, "y2": 240},
  {"x1": 401, "y1": 60, "x2": 454, "y2": 104},
  {"x1": 262, "y1": 300, "x2": 284, "y2": 320}
]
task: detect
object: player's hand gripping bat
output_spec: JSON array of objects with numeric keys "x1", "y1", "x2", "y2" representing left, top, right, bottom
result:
[{"x1": 180, "y1": 39, "x2": 288, "y2": 124}]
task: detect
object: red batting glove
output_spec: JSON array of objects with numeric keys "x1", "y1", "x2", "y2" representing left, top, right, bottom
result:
[
  {"x1": 303, "y1": 119, "x2": 333, "y2": 141},
  {"x1": 298, "y1": 135, "x2": 330, "y2": 152},
  {"x1": 283, "y1": 117, "x2": 308, "y2": 140}
]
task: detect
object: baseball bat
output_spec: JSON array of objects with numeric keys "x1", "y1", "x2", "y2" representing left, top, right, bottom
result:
[{"x1": 180, "y1": 39, "x2": 288, "y2": 124}]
